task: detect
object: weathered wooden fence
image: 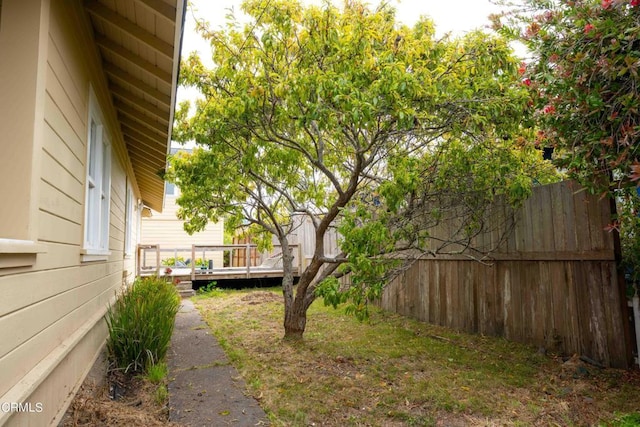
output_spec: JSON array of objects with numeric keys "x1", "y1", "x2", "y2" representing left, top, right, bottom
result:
[
  {"x1": 231, "y1": 236, "x2": 260, "y2": 267},
  {"x1": 379, "y1": 180, "x2": 632, "y2": 368}
]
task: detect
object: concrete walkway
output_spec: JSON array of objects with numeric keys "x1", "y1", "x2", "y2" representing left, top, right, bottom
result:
[{"x1": 167, "y1": 299, "x2": 269, "y2": 426}]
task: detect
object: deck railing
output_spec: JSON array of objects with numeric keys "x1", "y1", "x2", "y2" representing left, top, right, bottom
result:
[{"x1": 137, "y1": 243, "x2": 301, "y2": 280}]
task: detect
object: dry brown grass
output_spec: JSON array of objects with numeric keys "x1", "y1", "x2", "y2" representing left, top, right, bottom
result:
[{"x1": 195, "y1": 287, "x2": 640, "y2": 427}]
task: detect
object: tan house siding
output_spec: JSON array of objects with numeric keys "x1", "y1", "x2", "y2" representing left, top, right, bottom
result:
[
  {"x1": 141, "y1": 193, "x2": 225, "y2": 267},
  {"x1": 0, "y1": 1, "x2": 149, "y2": 425},
  {"x1": 0, "y1": 0, "x2": 49, "y2": 243}
]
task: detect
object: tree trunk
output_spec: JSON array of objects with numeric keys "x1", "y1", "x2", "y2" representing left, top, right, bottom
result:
[
  {"x1": 283, "y1": 270, "x2": 321, "y2": 339},
  {"x1": 280, "y1": 220, "x2": 334, "y2": 339},
  {"x1": 283, "y1": 290, "x2": 308, "y2": 340},
  {"x1": 279, "y1": 237, "x2": 306, "y2": 339}
]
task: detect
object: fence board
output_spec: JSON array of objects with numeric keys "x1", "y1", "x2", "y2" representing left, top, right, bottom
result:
[
  {"x1": 379, "y1": 181, "x2": 632, "y2": 367},
  {"x1": 540, "y1": 186, "x2": 556, "y2": 252},
  {"x1": 530, "y1": 188, "x2": 545, "y2": 251},
  {"x1": 573, "y1": 189, "x2": 593, "y2": 252},
  {"x1": 446, "y1": 262, "x2": 455, "y2": 328},
  {"x1": 550, "y1": 182, "x2": 567, "y2": 252},
  {"x1": 538, "y1": 262, "x2": 553, "y2": 348},
  {"x1": 602, "y1": 262, "x2": 626, "y2": 367},
  {"x1": 467, "y1": 263, "x2": 478, "y2": 332},
  {"x1": 418, "y1": 261, "x2": 428, "y2": 323},
  {"x1": 548, "y1": 262, "x2": 567, "y2": 351}
]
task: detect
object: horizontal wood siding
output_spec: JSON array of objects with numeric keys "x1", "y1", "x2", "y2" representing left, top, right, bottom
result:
[
  {"x1": 380, "y1": 181, "x2": 631, "y2": 368},
  {"x1": 7, "y1": 315, "x2": 109, "y2": 426},
  {"x1": 0, "y1": 1, "x2": 142, "y2": 424},
  {"x1": 0, "y1": 272, "x2": 117, "y2": 399}
]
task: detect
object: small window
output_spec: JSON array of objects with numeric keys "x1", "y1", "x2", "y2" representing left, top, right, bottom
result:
[
  {"x1": 83, "y1": 88, "x2": 111, "y2": 255},
  {"x1": 165, "y1": 182, "x2": 175, "y2": 196}
]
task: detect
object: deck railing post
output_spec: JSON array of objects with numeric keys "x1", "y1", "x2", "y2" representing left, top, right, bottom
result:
[
  {"x1": 246, "y1": 242, "x2": 250, "y2": 279},
  {"x1": 136, "y1": 244, "x2": 141, "y2": 277},
  {"x1": 191, "y1": 244, "x2": 196, "y2": 281},
  {"x1": 155, "y1": 245, "x2": 160, "y2": 276}
]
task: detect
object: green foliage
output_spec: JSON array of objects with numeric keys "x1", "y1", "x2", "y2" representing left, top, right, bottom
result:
[
  {"x1": 617, "y1": 189, "x2": 640, "y2": 288},
  {"x1": 146, "y1": 362, "x2": 168, "y2": 384},
  {"x1": 322, "y1": 205, "x2": 402, "y2": 320},
  {"x1": 105, "y1": 277, "x2": 181, "y2": 373},
  {"x1": 170, "y1": 0, "x2": 558, "y2": 333},
  {"x1": 145, "y1": 360, "x2": 170, "y2": 408},
  {"x1": 197, "y1": 281, "x2": 218, "y2": 295},
  {"x1": 495, "y1": 0, "x2": 640, "y2": 197},
  {"x1": 496, "y1": 0, "x2": 640, "y2": 289},
  {"x1": 606, "y1": 412, "x2": 640, "y2": 427},
  {"x1": 161, "y1": 256, "x2": 185, "y2": 267},
  {"x1": 162, "y1": 257, "x2": 208, "y2": 268},
  {"x1": 154, "y1": 384, "x2": 169, "y2": 406},
  {"x1": 193, "y1": 258, "x2": 208, "y2": 268}
]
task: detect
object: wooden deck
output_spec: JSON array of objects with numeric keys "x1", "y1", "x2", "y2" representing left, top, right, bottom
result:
[
  {"x1": 141, "y1": 266, "x2": 298, "y2": 281},
  {"x1": 137, "y1": 243, "x2": 301, "y2": 282}
]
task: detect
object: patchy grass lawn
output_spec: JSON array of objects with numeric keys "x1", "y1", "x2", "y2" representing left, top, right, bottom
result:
[{"x1": 194, "y1": 288, "x2": 640, "y2": 426}]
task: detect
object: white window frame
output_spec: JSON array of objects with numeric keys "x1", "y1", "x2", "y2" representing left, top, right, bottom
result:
[{"x1": 82, "y1": 87, "x2": 111, "y2": 260}]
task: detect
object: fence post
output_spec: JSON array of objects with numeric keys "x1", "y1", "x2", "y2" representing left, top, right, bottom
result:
[{"x1": 609, "y1": 196, "x2": 634, "y2": 367}]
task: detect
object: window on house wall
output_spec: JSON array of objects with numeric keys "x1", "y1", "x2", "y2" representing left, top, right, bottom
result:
[
  {"x1": 84, "y1": 88, "x2": 111, "y2": 255},
  {"x1": 124, "y1": 183, "x2": 134, "y2": 256},
  {"x1": 165, "y1": 182, "x2": 175, "y2": 196}
]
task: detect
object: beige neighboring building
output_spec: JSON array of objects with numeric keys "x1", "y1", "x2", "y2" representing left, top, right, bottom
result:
[
  {"x1": 140, "y1": 180, "x2": 225, "y2": 269},
  {"x1": 0, "y1": 1, "x2": 185, "y2": 425}
]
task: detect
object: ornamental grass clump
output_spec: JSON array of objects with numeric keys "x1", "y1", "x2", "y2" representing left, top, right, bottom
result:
[{"x1": 106, "y1": 276, "x2": 180, "y2": 373}]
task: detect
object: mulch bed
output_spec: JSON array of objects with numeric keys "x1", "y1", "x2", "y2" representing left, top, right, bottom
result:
[{"x1": 60, "y1": 370, "x2": 179, "y2": 427}]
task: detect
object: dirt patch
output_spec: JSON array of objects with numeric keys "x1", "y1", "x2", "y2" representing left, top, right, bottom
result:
[
  {"x1": 241, "y1": 291, "x2": 283, "y2": 305},
  {"x1": 60, "y1": 370, "x2": 179, "y2": 427}
]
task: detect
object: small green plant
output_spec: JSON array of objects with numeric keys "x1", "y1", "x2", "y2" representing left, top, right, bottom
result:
[
  {"x1": 161, "y1": 256, "x2": 185, "y2": 267},
  {"x1": 106, "y1": 277, "x2": 180, "y2": 374},
  {"x1": 194, "y1": 258, "x2": 209, "y2": 267},
  {"x1": 607, "y1": 412, "x2": 640, "y2": 427},
  {"x1": 146, "y1": 362, "x2": 168, "y2": 384},
  {"x1": 197, "y1": 281, "x2": 218, "y2": 295},
  {"x1": 146, "y1": 361, "x2": 170, "y2": 406},
  {"x1": 154, "y1": 384, "x2": 169, "y2": 406}
]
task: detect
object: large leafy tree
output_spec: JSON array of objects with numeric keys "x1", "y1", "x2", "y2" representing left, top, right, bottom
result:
[
  {"x1": 169, "y1": 0, "x2": 555, "y2": 339},
  {"x1": 494, "y1": 0, "x2": 640, "y2": 280}
]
